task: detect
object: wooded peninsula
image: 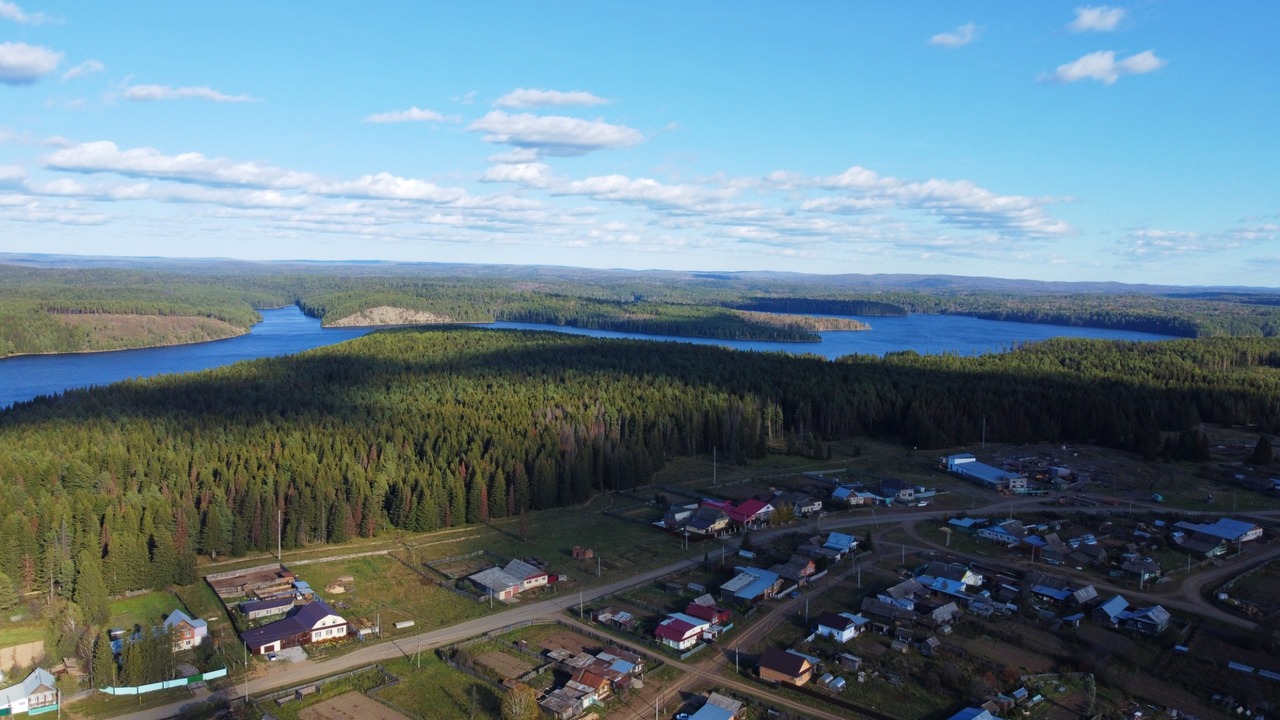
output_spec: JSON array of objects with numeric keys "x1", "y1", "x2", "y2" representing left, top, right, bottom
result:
[{"x1": 2, "y1": 259, "x2": 1279, "y2": 357}]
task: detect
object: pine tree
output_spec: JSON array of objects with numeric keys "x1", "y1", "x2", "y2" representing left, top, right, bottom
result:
[
  {"x1": 1252, "y1": 434, "x2": 1274, "y2": 465},
  {"x1": 74, "y1": 549, "x2": 110, "y2": 626},
  {"x1": 93, "y1": 633, "x2": 117, "y2": 688},
  {"x1": 0, "y1": 571, "x2": 18, "y2": 615}
]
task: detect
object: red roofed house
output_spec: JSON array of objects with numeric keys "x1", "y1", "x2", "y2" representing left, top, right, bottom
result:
[
  {"x1": 729, "y1": 498, "x2": 774, "y2": 527},
  {"x1": 571, "y1": 669, "x2": 613, "y2": 702},
  {"x1": 655, "y1": 614, "x2": 711, "y2": 650},
  {"x1": 684, "y1": 601, "x2": 731, "y2": 625}
]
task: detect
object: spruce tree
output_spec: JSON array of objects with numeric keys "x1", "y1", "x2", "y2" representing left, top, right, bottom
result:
[{"x1": 74, "y1": 549, "x2": 110, "y2": 626}]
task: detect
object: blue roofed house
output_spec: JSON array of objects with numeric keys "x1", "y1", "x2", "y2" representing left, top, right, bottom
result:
[
  {"x1": 688, "y1": 692, "x2": 744, "y2": 720},
  {"x1": 719, "y1": 567, "x2": 782, "y2": 603},
  {"x1": 977, "y1": 519, "x2": 1027, "y2": 546},
  {"x1": 1121, "y1": 605, "x2": 1171, "y2": 635},
  {"x1": 947, "y1": 708, "x2": 1004, "y2": 720},
  {"x1": 162, "y1": 608, "x2": 208, "y2": 651},
  {"x1": 0, "y1": 668, "x2": 58, "y2": 716},
  {"x1": 1092, "y1": 595, "x2": 1129, "y2": 626},
  {"x1": 822, "y1": 532, "x2": 857, "y2": 556}
]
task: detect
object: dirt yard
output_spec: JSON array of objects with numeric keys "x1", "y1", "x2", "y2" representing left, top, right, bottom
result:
[
  {"x1": 538, "y1": 629, "x2": 594, "y2": 655},
  {"x1": 474, "y1": 650, "x2": 536, "y2": 680},
  {"x1": 298, "y1": 691, "x2": 414, "y2": 720}
]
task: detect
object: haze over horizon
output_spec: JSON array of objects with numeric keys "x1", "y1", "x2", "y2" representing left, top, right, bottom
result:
[{"x1": 0, "y1": 3, "x2": 1276, "y2": 286}]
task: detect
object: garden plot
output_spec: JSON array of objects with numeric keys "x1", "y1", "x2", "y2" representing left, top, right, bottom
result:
[{"x1": 298, "y1": 691, "x2": 413, "y2": 720}]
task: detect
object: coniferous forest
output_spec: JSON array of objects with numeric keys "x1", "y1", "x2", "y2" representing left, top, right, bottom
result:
[{"x1": 3, "y1": 324, "x2": 1280, "y2": 607}]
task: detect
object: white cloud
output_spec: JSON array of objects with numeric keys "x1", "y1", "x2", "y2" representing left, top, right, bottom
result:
[
  {"x1": 468, "y1": 111, "x2": 644, "y2": 156},
  {"x1": 123, "y1": 84, "x2": 258, "y2": 102},
  {"x1": 1040, "y1": 49, "x2": 1165, "y2": 84},
  {"x1": 0, "y1": 1, "x2": 53, "y2": 24},
  {"x1": 0, "y1": 163, "x2": 25, "y2": 184},
  {"x1": 1124, "y1": 224, "x2": 1279, "y2": 256},
  {"x1": 363, "y1": 106, "x2": 455, "y2": 123},
  {"x1": 44, "y1": 141, "x2": 318, "y2": 188},
  {"x1": 556, "y1": 174, "x2": 730, "y2": 209},
  {"x1": 481, "y1": 162, "x2": 554, "y2": 188},
  {"x1": 495, "y1": 88, "x2": 609, "y2": 108},
  {"x1": 1068, "y1": 6, "x2": 1126, "y2": 33},
  {"x1": 310, "y1": 173, "x2": 467, "y2": 203},
  {"x1": 0, "y1": 42, "x2": 61, "y2": 85},
  {"x1": 928, "y1": 22, "x2": 980, "y2": 48},
  {"x1": 62, "y1": 60, "x2": 104, "y2": 80}
]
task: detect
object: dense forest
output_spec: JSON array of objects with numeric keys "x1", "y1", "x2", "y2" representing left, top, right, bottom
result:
[
  {"x1": 2, "y1": 327, "x2": 1280, "y2": 613},
  {"x1": 4, "y1": 259, "x2": 1280, "y2": 357}
]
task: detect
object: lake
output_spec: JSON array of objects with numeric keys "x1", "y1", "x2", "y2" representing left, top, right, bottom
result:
[{"x1": 0, "y1": 305, "x2": 1175, "y2": 410}]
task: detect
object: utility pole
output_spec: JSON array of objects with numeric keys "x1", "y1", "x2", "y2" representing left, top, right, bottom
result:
[
  {"x1": 243, "y1": 643, "x2": 248, "y2": 702},
  {"x1": 579, "y1": 590, "x2": 583, "y2": 619},
  {"x1": 597, "y1": 555, "x2": 601, "y2": 578},
  {"x1": 713, "y1": 447, "x2": 717, "y2": 486},
  {"x1": 277, "y1": 508, "x2": 282, "y2": 561}
]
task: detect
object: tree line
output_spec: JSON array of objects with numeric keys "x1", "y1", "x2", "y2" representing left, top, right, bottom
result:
[
  {"x1": 2, "y1": 328, "x2": 1279, "y2": 607},
  {"x1": 6, "y1": 262, "x2": 1280, "y2": 357}
]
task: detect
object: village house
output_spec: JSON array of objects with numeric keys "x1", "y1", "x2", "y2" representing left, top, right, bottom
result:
[
  {"x1": 921, "y1": 561, "x2": 985, "y2": 589},
  {"x1": 468, "y1": 566, "x2": 521, "y2": 601},
  {"x1": 757, "y1": 647, "x2": 815, "y2": 686},
  {"x1": 1121, "y1": 605, "x2": 1172, "y2": 635},
  {"x1": 813, "y1": 611, "x2": 869, "y2": 643},
  {"x1": 655, "y1": 613, "x2": 712, "y2": 650},
  {"x1": 686, "y1": 506, "x2": 732, "y2": 536},
  {"x1": 0, "y1": 669, "x2": 58, "y2": 717},
  {"x1": 770, "y1": 555, "x2": 817, "y2": 586},
  {"x1": 687, "y1": 691, "x2": 745, "y2": 720},
  {"x1": 502, "y1": 559, "x2": 550, "y2": 592},
  {"x1": 773, "y1": 491, "x2": 822, "y2": 517},
  {"x1": 162, "y1": 608, "x2": 208, "y2": 651},
  {"x1": 719, "y1": 567, "x2": 782, "y2": 603},
  {"x1": 947, "y1": 517, "x2": 988, "y2": 535},
  {"x1": 684, "y1": 597, "x2": 732, "y2": 625},
  {"x1": 241, "y1": 599, "x2": 348, "y2": 655},
  {"x1": 728, "y1": 498, "x2": 774, "y2": 528},
  {"x1": 239, "y1": 594, "x2": 295, "y2": 621},
  {"x1": 977, "y1": 519, "x2": 1028, "y2": 546}
]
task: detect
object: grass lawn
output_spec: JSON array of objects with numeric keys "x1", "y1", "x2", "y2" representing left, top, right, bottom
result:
[
  {"x1": 251, "y1": 667, "x2": 389, "y2": 720},
  {"x1": 65, "y1": 686, "x2": 194, "y2": 720},
  {"x1": 410, "y1": 493, "x2": 710, "y2": 590},
  {"x1": 0, "y1": 618, "x2": 45, "y2": 648},
  {"x1": 108, "y1": 591, "x2": 185, "y2": 631},
  {"x1": 292, "y1": 555, "x2": 483, "y2": 637},
  {"x1": 374, "y1": 655, "x2": 501, "y2": 720}
]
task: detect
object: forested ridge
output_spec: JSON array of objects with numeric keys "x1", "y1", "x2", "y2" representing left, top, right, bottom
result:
[
  {"x1": 3, "y1": 328, "x2": 1280, "y2": 610},
  {"x1": 4, "y1": 261, "x2": 1280, "y2": 357}
]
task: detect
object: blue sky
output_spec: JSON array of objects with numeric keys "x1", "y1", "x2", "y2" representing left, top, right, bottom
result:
[{"x1": 0, "y1": 2, "x2": 1276, "y2": 286}]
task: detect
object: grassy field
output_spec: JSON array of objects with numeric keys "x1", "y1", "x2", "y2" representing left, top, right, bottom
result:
[
  {"x1": 108, "y1": 591, "x2": 186, "y2": 631},
  {"x1": 292, "y1": 555, "x2": 483, "y2": 638},
  {"x1": 66, "y1": 686, "x2": 195, "y2": 720},
  {"x1": 0, "y1": 617, "x2": 45, "y2": 648},
  {"x1": 374, "y1": 655, "x2": 501, "y2": 719}
]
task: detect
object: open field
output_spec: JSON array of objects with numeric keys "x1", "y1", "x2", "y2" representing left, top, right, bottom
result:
[
  {"x1": 292, "y1": 555, "x2": 483, "y2": 638},
  {"x1": 373, "y1": 656, "x2": 500, "y2": 719},
  {"x1": 108, "y1": 591, "x2": 186, "y2": 631},
  {"x1": 0, "y1": 618, "x2": 46, "y2": 649},
  {"x1": 298, "y1": 691, "x2": 413, "y2": 720}
]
